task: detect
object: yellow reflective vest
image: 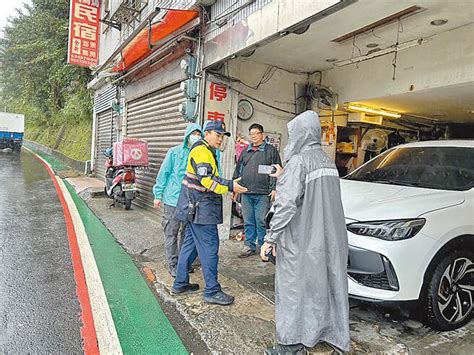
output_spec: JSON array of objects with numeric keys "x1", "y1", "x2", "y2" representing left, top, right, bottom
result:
[{"x1": 175, "y1": 139, "x2": 233, "y2": 224}]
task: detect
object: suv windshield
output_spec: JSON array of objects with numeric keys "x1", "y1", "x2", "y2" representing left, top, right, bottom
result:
[{"x1": 345, "y1": 146, "x2": 474, "y2": 191}]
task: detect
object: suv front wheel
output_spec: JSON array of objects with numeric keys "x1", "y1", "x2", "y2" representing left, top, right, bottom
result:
[{"x1": 423, "y1": 249, "x2": 473, "y2": 330}]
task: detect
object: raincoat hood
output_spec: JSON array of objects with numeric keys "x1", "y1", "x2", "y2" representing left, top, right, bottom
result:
[
  {"x1": 284, "y1": 110, "x2": 321, "y2": 161},
  {"x1": 183, "y1": 123, "x2": 202, "y2": 148},
  {"x1": 153, "y1": 123, "x2": 202, "y2": 207}
]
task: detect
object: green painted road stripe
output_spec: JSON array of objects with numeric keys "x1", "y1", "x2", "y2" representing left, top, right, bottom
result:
[
  {"x1": 63, "y1": 181, "x2": 187, "y2": 354},
  {"x1": 25, "y1": 146, "x2": 187, "y2": 353},
  {"x1": 23, "y1": 146, "x2": 70, "y2": 172}
]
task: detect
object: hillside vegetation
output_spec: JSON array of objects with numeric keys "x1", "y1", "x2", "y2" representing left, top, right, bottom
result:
[{"x1": 0, "y1": 0, "x2": 92, "y2": 161}]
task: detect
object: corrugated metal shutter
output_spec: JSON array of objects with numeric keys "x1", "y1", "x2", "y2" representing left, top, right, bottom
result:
[
  {"x1": 126, "y1": 83, "x2": 187, "y2": 211},
  {"x1": 95, "y1": 109, "x2": 114, "y2": 180},
  {"x1": 94, "y1": 86, "x2": 116, "y2": 114}
]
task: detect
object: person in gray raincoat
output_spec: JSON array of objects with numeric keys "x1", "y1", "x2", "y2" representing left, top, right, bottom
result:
[{"x1": 261, "y1": 110, "x2": 350, "y2": 354}]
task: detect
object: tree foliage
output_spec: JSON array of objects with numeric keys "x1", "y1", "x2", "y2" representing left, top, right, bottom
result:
[{"x1": 0, "y1": 0, "x2": 92, "y2": 126}]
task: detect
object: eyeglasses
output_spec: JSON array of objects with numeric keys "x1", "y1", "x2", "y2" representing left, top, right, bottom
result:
[{"x1": 249, "y1": 131, "x2": 263, "y2": 136}]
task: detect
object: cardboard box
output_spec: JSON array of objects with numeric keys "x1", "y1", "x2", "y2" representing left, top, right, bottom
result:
[{"x1": 113, "y1": 138, "x2": 149, "y2": 167}]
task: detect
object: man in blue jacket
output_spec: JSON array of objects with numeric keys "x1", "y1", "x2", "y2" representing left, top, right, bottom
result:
[{"x1": 153, "y1": 123, "x2": 202, "y2": 277}]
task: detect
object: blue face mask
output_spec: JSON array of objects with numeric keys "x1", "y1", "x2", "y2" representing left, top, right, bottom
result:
[{"x1": 188, "y1": 134, "x2": 201, "y2": 146}]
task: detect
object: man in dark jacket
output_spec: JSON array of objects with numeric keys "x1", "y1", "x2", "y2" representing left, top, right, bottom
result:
[{"x1": 233, "y1": 123, "x2": 281, "y2": 257}]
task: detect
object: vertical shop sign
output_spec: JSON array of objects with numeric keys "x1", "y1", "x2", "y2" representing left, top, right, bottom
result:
[
  {"x1": 67, "y1": 0, "x2": 101, "y2": 67},
  {"x1": 205, "y1": 81, "x2": 230, "y2": 123}
]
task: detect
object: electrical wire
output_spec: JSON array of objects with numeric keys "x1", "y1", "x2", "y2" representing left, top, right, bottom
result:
[
  {"x1": 351, "y1": 35, "x2": 363, "y2": 69},
  {"x1": 352, "y1": 35, "x2": 362, "y2": 57},
  {"x1": 269, "y1": 64, "x2": 311, "y2": 76},
  {"x1": 232, "y1": 86, "x2": 296, "y2": 115},
  {"x1": 199, "y1": 3, "x2": 212, "y2": 23},
  {"x1": 214, "y1": 62, "x2": 278, "y2": 91},
  {"x1": 209, "y1": 71, "x2": 296, "y2": 114},
  {"x1": 392, "y1": 18, "x2": 404, "y2": 80},
  {"x1": 220, "y1": 61, "x2": 311, "y2": 91},
  {"x1": 371, "y1": 28, "x2": 382, "y2": 39}
]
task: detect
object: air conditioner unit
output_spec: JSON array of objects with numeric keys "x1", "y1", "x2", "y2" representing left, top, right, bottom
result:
[{"x1": 347, "y1": 112, "x2": 383, "y2": 125}]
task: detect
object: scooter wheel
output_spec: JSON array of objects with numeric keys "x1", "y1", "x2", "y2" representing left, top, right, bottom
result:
[{"x1": 124, "y1": 198, "x2": 132, "y2": 210}]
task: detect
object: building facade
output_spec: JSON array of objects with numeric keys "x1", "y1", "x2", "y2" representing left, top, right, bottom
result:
[{"x1": 89, "y1": 0, "x2": 474, "y2": 227}]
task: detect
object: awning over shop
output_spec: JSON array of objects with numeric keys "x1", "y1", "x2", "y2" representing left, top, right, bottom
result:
[{"x1": 112, "y1": 9, "x2": 198, "y2": 72}]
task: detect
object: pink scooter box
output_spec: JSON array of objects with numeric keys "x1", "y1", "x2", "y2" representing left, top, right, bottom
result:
[{"x1": 113, "y1": 138, "x2": 149, "y2": 167}]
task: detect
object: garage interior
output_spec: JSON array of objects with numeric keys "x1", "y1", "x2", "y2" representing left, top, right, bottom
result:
[{"x1": 210, "y1": 0, "x2": 474, "y2": 176}]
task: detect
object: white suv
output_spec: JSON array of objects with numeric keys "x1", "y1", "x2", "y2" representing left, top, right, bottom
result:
[{"x1": 341, "y1": 140, "x2": 473, "y2": 330}]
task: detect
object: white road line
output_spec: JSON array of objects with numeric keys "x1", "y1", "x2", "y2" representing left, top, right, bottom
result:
[
  {"x1": 57, "y1": 177, "x2": 123, "y2": 355},
  {"x1": 26, "y1": 148, "x2": 122, "y2": 354}
]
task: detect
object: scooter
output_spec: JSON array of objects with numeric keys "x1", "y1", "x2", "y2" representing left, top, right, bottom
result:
[{"x1": 104, "y1": 148, "x2": 138, "y2": 210}]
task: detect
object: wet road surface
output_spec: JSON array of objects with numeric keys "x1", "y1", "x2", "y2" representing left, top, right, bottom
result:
[
  {"x1": 86, "y1": 194, "x2": 474, "y2": 354},
  {"x1": 0, "y1": 151, "x2": 83, "y2": 353}
]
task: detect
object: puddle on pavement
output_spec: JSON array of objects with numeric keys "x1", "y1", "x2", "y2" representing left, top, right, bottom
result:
[{"x1": 20, "y1": 150, "x2": 50, "y2": 184}]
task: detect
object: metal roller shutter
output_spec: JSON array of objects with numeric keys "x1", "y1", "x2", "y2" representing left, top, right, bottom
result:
[
  {"x1": 126, "y1": 83, "x2": 187, "y2": 211},
  {"x1": 95, "y1": 109, "x2": 114, "y2": 180},
  {"x1": 94, "y1": 86, "x2": 116, "y2": 113}
]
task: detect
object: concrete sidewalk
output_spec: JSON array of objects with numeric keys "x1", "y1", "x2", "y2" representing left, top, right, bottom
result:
[
  {"x1": 67, "y1": 176, "x2": 104, "y2": 196},
  {"x1": 23, "y1": 143, "x2": 473, "y2": 353},
  {"x1": 68, "y1": 178, "x2": 473, "y2": 354}
]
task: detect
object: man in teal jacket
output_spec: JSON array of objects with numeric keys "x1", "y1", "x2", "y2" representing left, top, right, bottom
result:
[{"x1": 153, "y1": 123, "x2": 202, "y2": 277}]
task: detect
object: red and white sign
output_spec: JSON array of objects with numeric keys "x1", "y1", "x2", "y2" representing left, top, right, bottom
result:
[
  {"x1": 205, "y1": 81, "x2": 230, "y2": 123},
  {"x1": 67, "y1": 0, "x2": 101, "y2": 67}
]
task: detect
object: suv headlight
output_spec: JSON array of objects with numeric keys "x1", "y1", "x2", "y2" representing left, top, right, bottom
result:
[{"x1": 347, "y1": 219, "x2": 425, "y2": 241}]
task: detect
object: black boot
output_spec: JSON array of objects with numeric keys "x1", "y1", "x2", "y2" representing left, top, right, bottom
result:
[{"x1": 265, "y1": 343, "x2": 306, "y2": 355}]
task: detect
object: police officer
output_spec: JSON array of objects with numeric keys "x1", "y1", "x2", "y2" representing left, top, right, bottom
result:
[{"x1": 172, "y1": 120, "x2": 248, "y2": 305}]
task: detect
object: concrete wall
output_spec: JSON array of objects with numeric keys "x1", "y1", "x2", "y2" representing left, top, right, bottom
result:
[
  {"x1": 204, "y1": 0, "x2": 344, "y2": 67},
  {"x1": 222, "y1": 59, "x2": 308, "y2": 151},
  {"x1": 123, "y1": 58, "x2": 186, "y2": 101},
  {"x1": 97, "y1": 1, "x2": 121, "y2": 65},
  {"x1": 319, "y1": 23, "x2": 474, "y2": 106}
]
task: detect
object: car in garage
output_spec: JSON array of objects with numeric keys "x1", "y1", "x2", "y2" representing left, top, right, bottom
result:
[{"x1": 341, "y1": 140, "x2": 473, "y2": 330}]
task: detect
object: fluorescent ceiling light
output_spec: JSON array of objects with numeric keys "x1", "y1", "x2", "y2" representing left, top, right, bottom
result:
[
  {"x1": 335, "y1": 37, "x2": 426, "y2": 67},
  {"x1": 346, "y1": 104, "x2": 401, "y2": 118}
]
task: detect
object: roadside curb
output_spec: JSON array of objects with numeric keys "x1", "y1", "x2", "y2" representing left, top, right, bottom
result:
[
  {"x1": 23, "y1": 146, "x2": 101, "y2": 354},
  {"x1": 24, "y1": 147, "x2": 188, "y2": 354},
  {"x1": 77, "y1": 187, "x2": 105, "y2": 200}
]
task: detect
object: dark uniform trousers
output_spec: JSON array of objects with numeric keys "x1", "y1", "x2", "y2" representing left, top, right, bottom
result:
[
  {"x1": 172, "y1": 140, "x2": 233, "y2": 297},
  {"x1": 173, "y1": 223, "x2": 221, "y2": 296}
]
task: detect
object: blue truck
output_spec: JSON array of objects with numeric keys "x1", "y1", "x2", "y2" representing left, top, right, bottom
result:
[{"x1": 0, "y1": 112, "x2": 25, "y2": 152}]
